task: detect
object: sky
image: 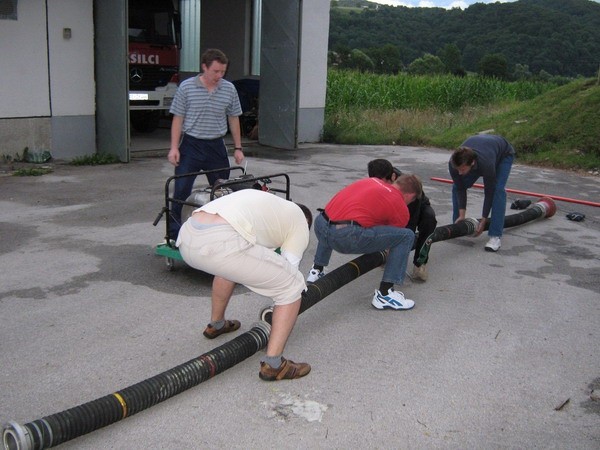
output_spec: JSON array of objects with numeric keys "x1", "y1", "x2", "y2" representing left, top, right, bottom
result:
[
  {"x1": 369, "y1": 0, "x2": 598, "y2": 8},
  {"x1": 369, "y1": 0, "x2": 512, "y2": 8}
]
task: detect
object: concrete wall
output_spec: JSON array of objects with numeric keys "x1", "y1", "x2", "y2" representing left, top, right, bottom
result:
[
  {"x1": 0, "y1": 0, "x2": 95, "y2": 161},
  {"x1": 0, "y1": 118, "x2": 51, "y2": 160},
  {"x1": 297, "y1": 0, "x2": 329, "y2": 143}
]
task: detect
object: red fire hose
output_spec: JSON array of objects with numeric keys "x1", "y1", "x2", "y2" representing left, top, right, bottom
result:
[{"x1": 430, "y1": 177, "x2": 600, "y2": 207}]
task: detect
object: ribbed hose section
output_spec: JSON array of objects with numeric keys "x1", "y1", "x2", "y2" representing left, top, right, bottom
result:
[
  {"x1": 3, "y1": 324, "x2": 270, "y2": 450},
  {"x1": 417, "y1": 197, "x2": 556, "y2": 265},
  {"x1": 301, "y1": 251, "x2": 387, "y2": 315},
  {"x1": 260, "y1": 252, "x2": 387, "y2": 326}
]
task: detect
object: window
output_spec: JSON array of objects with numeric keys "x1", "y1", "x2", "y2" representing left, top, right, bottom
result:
[{"x1": 0, "y1": 0, "x2": 17, "y2": 20}]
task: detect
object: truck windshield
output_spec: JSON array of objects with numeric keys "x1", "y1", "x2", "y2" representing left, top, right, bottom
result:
[{"x1": 129, "y1": 0, "x2": 176, "y2": 46}]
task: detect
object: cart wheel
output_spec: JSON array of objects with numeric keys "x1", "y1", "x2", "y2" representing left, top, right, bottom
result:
[
  {"x1": 259, "y1": 306, "x2": 273, "y2": 324},
  {"x1": 165, "y1": 257, "x2": 174, "y2": 271}
]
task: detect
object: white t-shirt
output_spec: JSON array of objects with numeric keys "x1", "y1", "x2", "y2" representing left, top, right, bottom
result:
[{"x1": 197, "y1": 189, "x2": 309, "y2": 266}]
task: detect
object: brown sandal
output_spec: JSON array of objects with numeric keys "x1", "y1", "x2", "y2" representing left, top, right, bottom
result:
[{"x1": 203, "y1": 320, "x2": 241, "y2": 339}]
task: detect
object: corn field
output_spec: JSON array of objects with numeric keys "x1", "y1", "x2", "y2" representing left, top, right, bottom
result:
[{"x1": 326, "y1": 69, "x2": 557, "y2": 112}]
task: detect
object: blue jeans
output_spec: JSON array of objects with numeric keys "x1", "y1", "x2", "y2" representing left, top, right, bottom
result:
[
  {"x1": 169, "y1": 134, "x2": 230, "y2": 239},
  {"x1": 313, "y1": 214, "x2": 415, "y2": 286},
  {"x1": 452, "y1": 154, "x2": 513, "y2": 237}
]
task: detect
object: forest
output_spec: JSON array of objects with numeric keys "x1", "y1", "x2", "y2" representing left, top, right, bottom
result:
[{"x1": 329, "y1": 0, "x2": 600, "y2": 78}]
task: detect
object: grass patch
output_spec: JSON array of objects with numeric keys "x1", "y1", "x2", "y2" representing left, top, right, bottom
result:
[
  {"x1": 13, "y1": 167, "x2": 53, "y2": 176},
  {"x1": 323, "y1": 104, "x2": 507, "y2": 145},
  {"x1": 69, "y1": 153, "x2": 121, "y2": 166}
]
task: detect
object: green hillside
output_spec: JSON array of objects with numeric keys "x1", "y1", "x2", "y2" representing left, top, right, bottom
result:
[{"x1": 431, "y1": 78, "x2": 600, "y2": 169}]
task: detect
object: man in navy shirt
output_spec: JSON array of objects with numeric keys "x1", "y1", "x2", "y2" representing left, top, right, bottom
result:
[{"x1": 448, "y1": 134, "x2": 515, "y2": 252}]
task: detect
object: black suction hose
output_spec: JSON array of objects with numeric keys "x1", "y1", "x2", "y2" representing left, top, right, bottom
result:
[
  {"x1": 416, "y1": 197, "x2": 557, "y2": 265},
  {"x1": 3, "y1": 323, "x2": 270, "y2": 450},
  {"x1": 260, "y1": 251, "x2": 388, "y2": 325}
]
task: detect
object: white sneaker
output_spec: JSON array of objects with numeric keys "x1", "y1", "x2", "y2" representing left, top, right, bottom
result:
[
  {"x1": 156, "y1": 238, "x2": 177, "y2": 248},
  {"x1": 306, "y1": 268, "x2": 325, "y2": 283},
  {"x1": 372, "y1": 289, "x2": 415, "y2": 310},
  {"x1": 485, "y1": 237, "x2": 501, "y2": 252}
]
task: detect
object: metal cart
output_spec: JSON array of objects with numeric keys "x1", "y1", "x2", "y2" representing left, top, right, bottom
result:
[{"x1": 153, "y1": 168, "x2": 291, "y2": 270}]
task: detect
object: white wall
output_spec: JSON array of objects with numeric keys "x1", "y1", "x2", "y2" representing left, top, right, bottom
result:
[
  {"x1": 47, "y1": 0, "x2": 95, "y2": 116},
  {"x1": 0, "y1": 0, "x2": 95, "y2": 159},
  {"x1": 298, "y1": 0, "x2": 329, "y2": 110},
  {"x1": 0, "y1": 0, "x2": 51, "y2": 117},
  {"x1": 297, "y1": 0, "x2": 329, "y2": 142}
]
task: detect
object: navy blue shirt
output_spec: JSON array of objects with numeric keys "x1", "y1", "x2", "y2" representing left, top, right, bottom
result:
[{"x1": 449, "y1": 134, "x2": 515, "y2": 218}]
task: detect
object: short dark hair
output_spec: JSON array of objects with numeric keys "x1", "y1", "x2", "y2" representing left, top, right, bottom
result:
[
  {"x1": 201, "y1": 49, "x2": 229, "y2": 68},
  {"x1": 450, "y1": 146, "x2": 477, "y2": 168},
  {"x1": 368, "y1": 159, "x2": 394, "y2": 180},
  {"x1": 295, "y1": 203, "x2": 313, "y2": 230}
]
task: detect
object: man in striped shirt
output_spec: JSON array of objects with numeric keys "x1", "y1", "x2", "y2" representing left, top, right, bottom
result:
[{"x1": 167, "y1": 49, "x2": 245, "y2": 241}]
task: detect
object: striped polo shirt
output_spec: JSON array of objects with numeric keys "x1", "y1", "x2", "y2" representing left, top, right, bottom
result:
[{"x1": 170, "y1": 75, "x2": 242, "y2": 140}]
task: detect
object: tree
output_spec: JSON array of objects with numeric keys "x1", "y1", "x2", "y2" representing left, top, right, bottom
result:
[
  {"x1": 513, "y1": 63, "x2": 532, "y2": 80},
  {"x1": 536, "y1": 69, "x2": 552, "y2": 82},
  {"x1": 344, "y1": 49, "x2": 375, "y2": 72},
  {"x1": 365, "y1": 44, "x2": 404, "y2": 74},
  {"x1": 407, "y1": 53, "x2": 445, "y2": 75},
  {"x1": 478, "y1": 53, "x2": 509, "y2": 79},
  {"x1": 328, "y1": 50, "x2": 340, "y2": 67},
  {"x1": 331, "y1": 43, "x2": 352, "y2": 68},
  {"x1": 437, "y1": 43, "x2": 464, "y2": 75}
]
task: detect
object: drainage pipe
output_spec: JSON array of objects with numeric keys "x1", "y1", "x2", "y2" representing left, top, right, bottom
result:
[
  {"x1": 416, "y1": 197, "x2": 557, "y2": 265},
  {"x1": 3, "y1": 322, "x2": 271, "y2": 450},
  {"x1": 430, "y1": 177, "x2": 600, "y2": 207}
]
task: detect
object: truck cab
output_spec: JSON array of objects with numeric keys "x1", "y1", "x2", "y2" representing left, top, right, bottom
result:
[{"x1": 128, "y1": 0, "x2": 180, "y2": 132}]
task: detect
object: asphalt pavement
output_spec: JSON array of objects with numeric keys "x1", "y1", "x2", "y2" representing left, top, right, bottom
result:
[{"x1": 1, "y1": 139, "x2": 599, "y2": 449}]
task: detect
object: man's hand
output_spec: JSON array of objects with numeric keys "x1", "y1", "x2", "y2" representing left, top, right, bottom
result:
[
  {"x1": 475, "y1": 217, "x2": 488, "y2": 236},
  {"x1": 233, "y1": 148, "x2": 245, "y2": 165},
  {"x1": 454, "y1": 209, "x2": 466, "y2": 224},
  {"x1": 168, "y1": 148, "x2": 180, "y2": 166}
]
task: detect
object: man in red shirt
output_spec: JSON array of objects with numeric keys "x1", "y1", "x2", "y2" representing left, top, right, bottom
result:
[
  {"x1": 368, "y1": 159, "x2": 437, "y2": 282},
  {"x1": 307, "y1": 174, "x2": 422, "y2": 310}
]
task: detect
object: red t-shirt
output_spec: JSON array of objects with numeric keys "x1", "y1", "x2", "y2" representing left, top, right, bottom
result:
[{"x1": 325, "y1": 178, "x2": 410, "y2": 228}]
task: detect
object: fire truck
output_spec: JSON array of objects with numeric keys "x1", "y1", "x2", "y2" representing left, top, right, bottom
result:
[{"x1": 128, "y1": 0, "x2": 180, "y2": 132}]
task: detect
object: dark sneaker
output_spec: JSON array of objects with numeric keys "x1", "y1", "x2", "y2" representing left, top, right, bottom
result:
[
  {"x1": 259, "y1": 357, "x2": 311, "y2": 381},
  {"x1": 203, "y1": 320, "x2": 240, "y2": 339}
]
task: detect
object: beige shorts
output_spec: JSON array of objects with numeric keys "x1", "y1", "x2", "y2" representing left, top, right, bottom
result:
[{"x1": 177, "y1": 218, "x2": 306, "y2": 305}]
